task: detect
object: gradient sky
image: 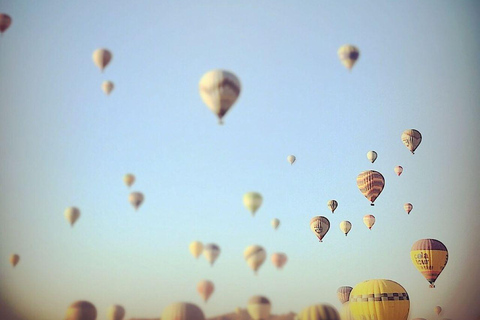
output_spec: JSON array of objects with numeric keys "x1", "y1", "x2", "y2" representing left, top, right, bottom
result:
[{"x1": 1, "y1": 1, "x2": 479, "y2": 320}]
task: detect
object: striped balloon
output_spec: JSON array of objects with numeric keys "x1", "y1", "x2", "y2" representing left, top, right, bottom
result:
[
  {"x1": 357, "y1": 170, "x2": 385, "y2": 206},
  {"x1": 203, "y1": 244, "x2": 220, "y2": 266},
  {"x1": 411, "y1": 239, "x2": 448, "y2": 288},
  {"x1": 337, "y1": 45, "x2": 360, "y2": 71},
  {"x1": 161, "y1": 302, "x2": 205, "y2": 320},
  {"x1": 337, "y1": 286, "x2": 353, "y2": 304},
  {"x1": 247, "y1": 296, "x2": 271, "y2": 320},
  {"x1": 298, "y1": 303, "x2": 340, "y2": 320},
  {"x1": 244, "y1": 245, "x2": 266, "y2": 274},
  {"x1": 363, "y1": 215, "x2": 375, "y2": 230},
  {"x1": 394, "y1": 166, "x2": 403, "y2": 176},
  {"x1": 310, "y1": 216, "x2": 330, "y2": 242},
  {"x1": 401, "y1": 129, "x2": 422, "y2": 154},
  {"x1": 327, "y1": 200, "x2": 338, "y2": 213},
  {"x1": 404, "y1": 203, "x2": 413, "y2": 214},
  {"x1": 197, "y1": 280, "x2": 215, "y2": 302}
]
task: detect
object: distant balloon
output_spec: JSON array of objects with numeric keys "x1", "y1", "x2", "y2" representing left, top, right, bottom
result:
[
  {"x1": 350, "y1": 279, "x2": 409, "y2": 320},
  {"x1": 203, "y1": 243, "x2": 220, "y2": 266},
  {"x1": 357, "y1": 170, "x2": 385, "y2": 206},
  {"x1": 65, "y1": 301, "x2": 97, "y2": 320},
  {"x1": 271, "y1": 253, "x2": 287, "y2": 270},
  {"x1": 102, "y1": 81, "x2": 114, "y2": 95},
  {"x1": 247, "y1": 296, "x2": 271, "y2": 320},
  {"x1": 161, "y1": 302, "x2": 205, "y2": 320},
  {"x1": 107, "y1": 305, "x2": 125, "y2": 320},
  {"x1": 327, "y1": 200, "x2": 338, "y2": 213},
  {"x1": 404, "y1": 203, "x2": 413, "y2": 214},
  {"x1": 394, "y1": 166, "x2": 403, "y2": 176},
  {"x1": 411, "y1": 239, "x2": 448, "y2": 288},
  {"x1": 412, "y1": 318, "x2": 427, "y2": 320},
  {"x1": 310, "y1": 216, "x2": 330, "y2": 242},
  {"x1": 199, "y1": 70, "x2": 241, "y2": 124},
  {"x1": 128, "y1": 192, "x2": 144, "y2": 210},
  {"x1": 287, "y1": 155, "x2": 296, "y2": 165},
  {"x1": 189, "y1": 241, "x2": 204, "y2": 259},
  {"x1": 244, "y1": 245, "x2": 266, "y2": 274},
  {"x1": 65, "y1": 207, "x2": 80, "y2": 227},
  {"x1": 123, "y1": 174, "x2": 135, "y2": 187},
  {"x1": 366, "y1": 151, "x2": 377, "y2": 163},
  {"x1": 243, "y1": 192, "x2": 263, "y2": 216},
  {"x1": 271, "y1": 218, "x2": 280, "y2": 230},
  {"x1": 297, "y1": 304, "x2": 340, "y2": 320},
  {"x1": 197, "y1": 280, "x2": 215, "y2": 302},
  {"x1": 363, "y1": 215, "x2": 375, "y2": 230},
  {"x1": 401, "y1": 129, "x2": 422, "y2": 154},
  {"x1": 9, "y1": 254, "x2": 19, "y2": 267},
  {"x1": 338, "y1": 45, "x2": 360, "y2": 71},
  {"x1": 92, "y1": 48, "x2": 112, "y2": 72},
  {"x1": 0, "y1": 14, "x2": 12, "y2": 34},
  {"x1": 339, "y1": 221, "x2": 352, "y2": 236},
  {"x1": 337, "y1": 286, "x2": 353, "y2": 304},
  {"x1": 434, "y1": 306, "x2": 442, "y2": 315}
]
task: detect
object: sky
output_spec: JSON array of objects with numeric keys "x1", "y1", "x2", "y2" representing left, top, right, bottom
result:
[{"x1": 0, "y1": 1, "x2": 479, "y2": 319}]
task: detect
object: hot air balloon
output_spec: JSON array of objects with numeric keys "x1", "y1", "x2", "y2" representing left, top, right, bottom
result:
[
  {"x1": 411, "y1": 239, "x2": 448, "y2": 288},
  {"x1": 434, "y1": 306, "x2": 442, "y2": 315},
  {"x1": 247, "y1": 296, "x2": 271, "y2": 320},
  {"x1": 401, "y1": 129, "x2": 422, "y2": 154},
  {"x1": 394, "y1": 166, "x2": 403, "y2": 176},
  {"x1": 327, "y1": 200, "x2": 338, "y2": 213},
  {"x1": 123, "y1": 174, "x2": 135, "y2": 187},
  {"x1": 244, "y1": 245, "x2": 266, "y2": 274},
  {"x1": 0, "y1": 14, "x2": 12, "y2": 34},
  {"x1": 65, "y1": 207, "x2": 80, "y2": 227},
  {"x1": 243, "y1": 192, "x2": 263, "y2": 216},
  {"x1": 404, "y1": 203, "x2": 413, "y2": 214},
  {"x1": 271, "y1": 218, "x2": 280, "y2": 230},
  {"x1": 363, "y1": 215, "x2": 375, "y2": 230},
  {"x1": 412, "y1": 318, "x2": 427, "y2": 320},
  {"x1": 107, "y1": 305, "x2": 125, "y2": 320},
  {"x1": 337, "y1": 286, "x2": 353, "y2": 304},
  {"x1": 197, "y1": 280, "x2": 215, "y2": 303},
  {"x1": 65, "y1": 301, "x2": 97, "y2": 320},
  {"x1": 102, "y1": 81, "x2": 114, "y2": 95},
  {"x1": 339, "y1": 221, "x2": 352, "y2": 236},
  {"x1": 310, "y1": 216, "x2": 330, "y2": 242},
  {"x1": 349, "y1": 279, "x2": 409, "y2": 320},
  {"x1": 161, "y1": 302, "x2": 205, "y2": 320},
  {"x1": 297, "y1": 304, "x2": 340, "y2": 320},
  {"x1": 357, "y1": 170, "x2": 385, "y2": 206},
  {"x1": 271, "y1": 253, "x2": 287, "y2": 269},
  {"x1": 339, "y1": 302, "x2": 354, "y2": 320},
  {"x1": 366, "y1": 151, "x2": 377, "y2": 163},
  {"x1": 128, "y1": 192, "x2": 144, "y2": 210},
  {"x1": 203, "y1": 243, "x2": 220, "y2": 266},
  {"x1": 287, "y1": 155, "x2": 296, "y2": 165},
  {"x1": 92, "y1": 48, "x2": 112, "y2": 72},
  {"x1": 199, "y1": 70, "x2": 241, "y2": 124},
  {"x1": 189, "y1": 241, "x2": 204, "y2": 259},
  {"x1": 9, "y1": 254, "x2": 19, "y2": 267},
  {"x1": 338, "y1": 45, "x2": 360, "y2": 71}
]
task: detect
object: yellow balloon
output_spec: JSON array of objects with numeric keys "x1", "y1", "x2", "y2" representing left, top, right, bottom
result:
[
  {"x1": 243, "y1": 192, "x2": 263, "y2": 216},
  {"x1": 123, "y1": 174, "x2": 135, "y2": 187},
  {"x1": 64, "y1": 207, "x2": 81, "y2": 227},
  {"x1": 411, "y1": 239, "x2": 448, "y2": 288},
  {"x1": 247, "y1": 296, "x2": 271, "y2": 320},
  {"x1": 9, "y1": 254, "x2": 20, "y2": 267},
  {"x1": 107, "y1": 305, "x2": 125, "y2": 320},
  {"x1": 189, "y1": 241, "x2": 204, "y2": 259},
  {"x1": 65, "y1": 301, "x2": 97, "y2": 320},
  {"x1": 363, "y1": 214, "x2": 375, "y2": 230},
  {"x1": 102, "y1": 81, "x2": 114, "y2": 95},
  {"x1": 161, "y1": 302, "x2": 204, "y2": 320},
  {"x1": 244, "y1": 245, "x2": 266, "y2": 274},
  {"x1": 297, "y1": 304, "x2": 340, "y2": 320},
  {"x1": 337, "y1": 45, "x2": 360, "y2": 71}
]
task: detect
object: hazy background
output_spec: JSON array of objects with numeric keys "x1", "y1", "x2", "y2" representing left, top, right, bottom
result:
[{"x1": 1, "y1": 1, "x2": 479, "y2": 319}]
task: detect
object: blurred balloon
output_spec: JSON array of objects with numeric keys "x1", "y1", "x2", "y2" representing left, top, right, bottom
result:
[
  {"x1": 327, "y1": 200, "x2": 338, "y2": 213},
  {"x1": 128, "y1": 192, "x2": 144, "y2": 210},
  {"x1": 338, "y1": 45, "x2": 360, "y2": 71},
  {"x1": 161, "y1": 302, "x2": 205, "y2": 320},
  {"x1": 65, "y1": 301, "x2": 97, "y2": 320},
  {"x1": 271, "y1": 253, "x2": 287, "y2": 269},
  {"x1": 394, "y1": 166, "x2": 403, "y2": 176},
  {"x1": 357, "y1": 170, "x2": 385, "y2": 206},
  {"x1": 287, "y1": 155, "x2": 296, "y2": 165},
  {"x1": 298, "y1": 303, "x2": 340, "y2": 320},
  {"x1": 401, "y1": 129, "x2": 422, "y2": 154},
  {"x1": 244, "y1": 245, "x2": 266, "y2": 274},
  {"x1": 411, "y1": 239, "x2": 448, "y2": 288},
  {"x1": 404, "y1": 203, "x2": 413, "y2": 214},
  {"x1": 123, "y1": 174, "x2": 135, "y2": 187},
  {"x1": 350, "y1": 279, "x2": 409, "y2": 320},
  {"x1": 199, "y1": 70, "x2": 241, "y2": 124},
  {"x1": 366, "y1": 151, "x2": 377, "y2": 163},
  {"x1": 412, "y1": 318, "x2": 426, "y2": 320},
  {"x1": 102, "y1": 81, "x2": 114, "y2": 95},
  {"x1": 92, "y1": 48, "x2": 112, "y2": 72},
  {"x1": 247, "y1": 296, "x2": 271, "y2": 320},
  {"x1": 107, "y1": 305, "x2": 125, "y2": 320},
  {"x1": 337, "y1": 286, "x2": 353, "y2": 304},
  {"x1": 434, "y1": 306, "x2": 442, "y2": 315},
  {"x1": 65, "y1": 207, "x2": 80, "y2": 227},
  {"x1": 189, "y1": 241, "x2": 204, "y2": 259},
  {"x1": 203, "y1": 243, "x2": 220, "y2": 266},
  {"x1": 310, "y1": 216, "x2": 330, "y2": 242},
  {"x1": 197, "y1": 280, "x2": 215, "y2": 302},
  {"x1": 271, "y1": 218, "x2": 280, "y2": 230},
  {"x1": 0, "y1": 14, "x2": 12, "y2": 34},
  {"x1": 243, "y1": 192, "x2": 263, "y2": 216},
  {"x1": 363, "y1": 215, "x2": 375, "y2": 230},
  {"x1": 339, "y1": 302, "x2": 353, "y2": 320},
  {"x1": 9, "y1": 254, "x2": 19, "y2": 267},
  {"x1": 339, "y1": 221, "x2": 352, "y2": 236}
]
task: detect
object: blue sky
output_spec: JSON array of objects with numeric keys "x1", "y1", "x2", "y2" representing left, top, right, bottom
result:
[{"x1": 1, "y1": 1, "x2": 479, "y2": 319}]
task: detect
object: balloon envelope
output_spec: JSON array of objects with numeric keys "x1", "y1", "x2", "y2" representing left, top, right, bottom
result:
[
  {"x1": 189, "y1": 241, "x2": 204, "y2": 259},
  {"x1": 287, "y1": 155, "x2": 296, "y2": 165},
  {"x1": 65, "y1": 301, "x2": 97, "y2": 320},
  {"x1": 337, "y1": 286, "x2": 353, "y2": 304},
  {"x1": 92, "y1": 48, "x2": 112, "y2": 72},
  {"x1": 128, "y1": 192, "x2": 144, "y2": 210},
  {"x1": 394, "y1": 166, "x2": 403, "y2": 176},
  {"x1": 434, "y1": 306, "x2": 442, "y2": 315},
  {"x1": 327, "y1": 200, "x2": 338, "y2": 213},
  {"x1": 338, "y1": 45, "x2": 360, "y2": 70},
  {"x1": 9, "y1": 254, "x2": 19, "y2": 267},
  {"x1": 310, "y1": 216, "x2": 330, "y2": 242},
  {"x1": 197, "y1": 280, "x2": 215, "y2": 302},
  {"x1": 404, "y1": 203, "x2": 413, "y2": 214},
  {"x1": 247, "y1": 296, "x2": 271, "y2": 320},
  {"x1": 339, "y1": 221, "x2": 352, "y2": 236},
  {"x1": 244, "y1": 245, "x2": 266, "y2": 274},
  {"x1": 161, "y1": 302, "x2": 205, "y2": 320},
  {"x1": 271, "y1": 218, "x2": 280, "y2": 230},
  {"x1": 401, "y1": 129, "x2": 422, "y2": 154},
  {"x1": 102, "y1": 81, "x2": 114, "y2": 95},
  {"x1": 411, "y1": 239, "x2": 448, "y2": 288},
  {"x1": 271, "y1": 253, "x2": 287, "y2": 269},
  {"x1": 363, "y1": 215, "x2": 375, "y2": 230},
  {"x1": 367, "y1": 151, "x2": 377, "y2": 163},
  {"x1": 0, "y1": 14, "x2": 12, "y2": 33},
  {"x1": 297, "y1": 304, "x2": 340, "y2": 320},
  {"x1": 123, "y1": 174, "x2": 135, "y2": 187},
  {"x1": 357, "y1": 170, "x2": 385, "y2": 206},
  {"x1": 107, "y1": 305, "x2": 125, "y2": 320},
  {"x1": 64, "y1": 207, "x2": 80, "y2": 227},
  {"x1": 243, "y1": 192, "x2": 263, "y2": 216},
  {"x1": 203, "y1": 243, "x2": 220, "y2": 266}
]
